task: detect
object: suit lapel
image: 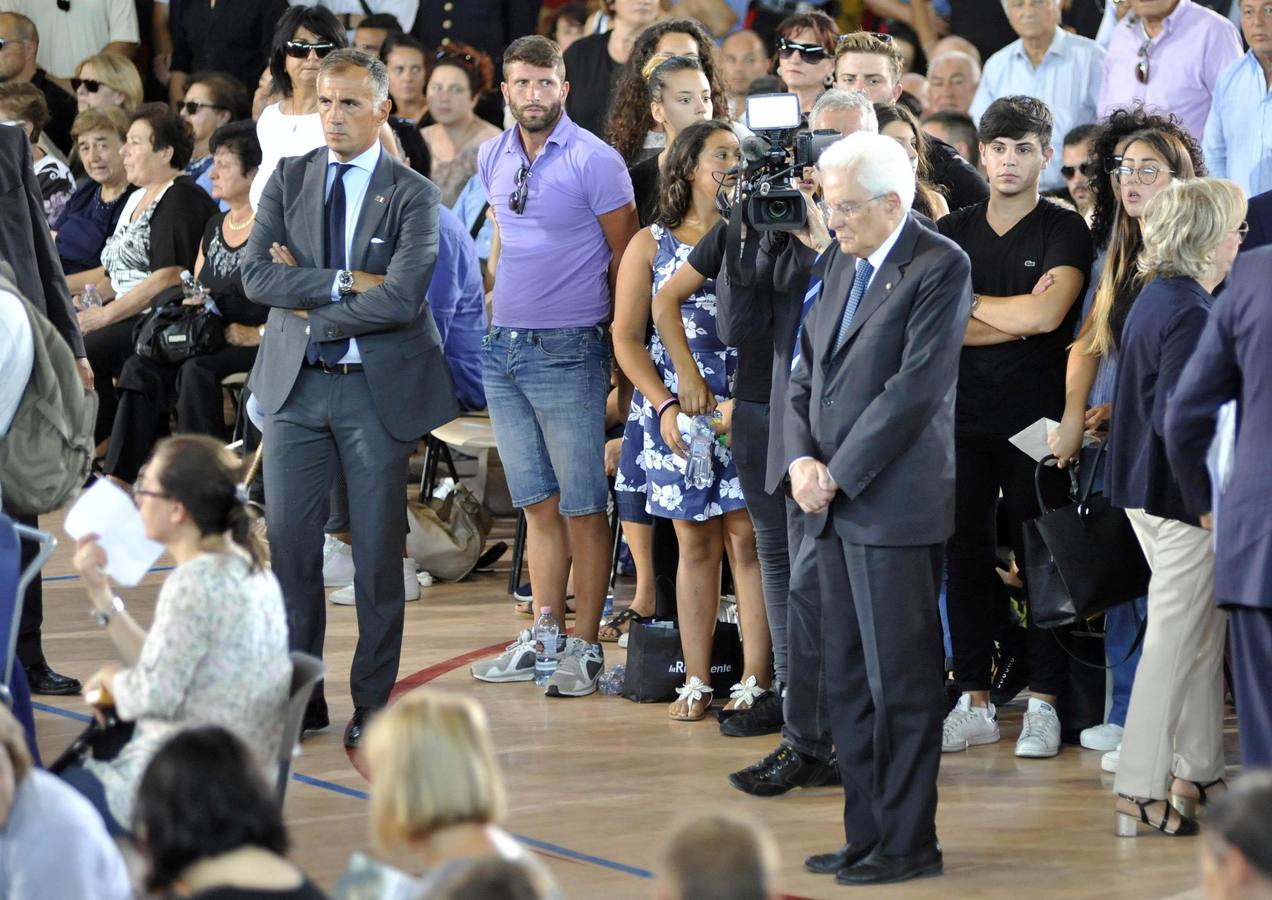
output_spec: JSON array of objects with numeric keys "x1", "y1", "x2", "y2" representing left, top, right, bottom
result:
[
  {"x1": 827, "y1": 219, "x2": 921, "y2": 365},
  {"x1": 349, "y1": 155, "x2": 397, "y2": 271},
  {"x1": 301, "y1": 152, "x2": 328, "y2": 267}
]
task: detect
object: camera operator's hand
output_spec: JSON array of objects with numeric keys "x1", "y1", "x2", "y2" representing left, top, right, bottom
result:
[
  {"x1": 792, "y1": 184, "x2": 833, "y2": 255},
  {"x1": 677, "y1": 369, "x2": 717, "y2": 417}
]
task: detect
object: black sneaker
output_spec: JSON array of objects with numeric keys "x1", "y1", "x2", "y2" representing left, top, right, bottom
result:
[
  {"x1": 728, "y1": 742, "x2": 837, "y2": 797},
  {"x1": 720, "y1": 690, "x2": 784, "y2": 737}
]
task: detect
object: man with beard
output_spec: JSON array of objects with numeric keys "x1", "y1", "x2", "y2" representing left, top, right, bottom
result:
[{"x1": 469, "y1": 35, "x2": 638, "y2": 697}]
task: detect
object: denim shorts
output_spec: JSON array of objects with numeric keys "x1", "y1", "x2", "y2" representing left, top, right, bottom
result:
[{"x1": 482, "y1": 325, "x2": 612, "y2": 516}]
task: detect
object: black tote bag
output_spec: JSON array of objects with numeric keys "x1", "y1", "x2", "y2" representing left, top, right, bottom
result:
[{"x1": 622, "y1": 619, "x2": 743, "y2": 703}]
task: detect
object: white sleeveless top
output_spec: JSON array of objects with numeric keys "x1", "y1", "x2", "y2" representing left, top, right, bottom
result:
[{"x1": 250, "y1": 101, "x2": 326, "y2": 210}]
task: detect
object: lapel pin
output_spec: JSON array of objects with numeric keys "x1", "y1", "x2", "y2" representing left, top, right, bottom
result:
[
  {"x1": 374, "y1": 195, "x2": 386, "y2": 204},
  {"x1": 885, "y1": 282, "x2": 893, "y2": 291}
]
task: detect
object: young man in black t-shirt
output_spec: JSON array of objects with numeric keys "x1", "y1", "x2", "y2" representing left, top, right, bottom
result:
[{"x1": 937, "y1": 96, "x2": 1093, "y2": 760}]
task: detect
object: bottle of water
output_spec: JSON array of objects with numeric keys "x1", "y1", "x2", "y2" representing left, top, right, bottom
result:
[
  {"x1": 683, "y1": 415, "x2": 716, "y2": 489},
  {"x1": 603, "y1": 591, "x2": 614, "y2": 620},
  {"x1": 533, "y1": 607, "x2": 560, "y2": 685},
  {"x1": 80, "y1": 283, "x2": 102, "y2": 309},
  {"x1": 179, "y1": 269, "x2": 207, "y2": 303}
]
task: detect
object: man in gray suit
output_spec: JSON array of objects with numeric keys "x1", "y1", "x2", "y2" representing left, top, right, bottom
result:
[
  {"x1": 787, "y1": 131, "x2": 971, "y2": 886},
  {"x1": 242, "y1": 49, "x2": 457, "y2": 749}
]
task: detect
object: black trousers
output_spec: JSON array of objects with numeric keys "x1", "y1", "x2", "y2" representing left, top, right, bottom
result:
[
  {"x1": 795, "y1": 522, "x2": 945, "y2": 855},
  {"x1": 104, "y1": 345, "x2": 258, "y2": 483},
  {"x1": 782, "y1": 495, "x2": 835, "y2": 761},
  {"x1": 946, "y1": 433, "x2": 1071, "y2": 695},
  {"x1": 83, "y1": 315, "x2": 142, "y2": 445},
  {"x1": 1228, "y1": 605, "x2": 1272, "y2": 769}
]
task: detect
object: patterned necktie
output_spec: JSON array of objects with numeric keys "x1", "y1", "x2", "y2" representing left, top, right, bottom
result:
[
  {"x1": 789, "y1": 246, "x2": 834, "y2": 373},
  {"x1": 832, "y1": 258, "x2": 875, "y2": 354},
  {"x1": 306, "y1": 162, "x2": 353, "y2": 366}
]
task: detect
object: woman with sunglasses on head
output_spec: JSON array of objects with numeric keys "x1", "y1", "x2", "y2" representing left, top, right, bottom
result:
[
  {"x1": 422, "y1": 43, "x2": 500, "y2": 207},
  {"x1": 605, "y1": 18, "x2": 729, "y2": 166},
  {"x1": 60, "y1": 435, "x2": 292, "y2": 836},
  {"x1": 179, "y1": 71, "x2": 249, "y2": 201},
  {"x1": 773, "y1": 10, "x2": 840, "y2": 119},
  {"x1": 562, "y1": 0, "x2": 661, "y2": 139},
  {"x1": 72, "y1": 52, "x2": 143, "y2": 114}
]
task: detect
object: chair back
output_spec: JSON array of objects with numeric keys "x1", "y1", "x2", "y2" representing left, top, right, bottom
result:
[
  {"x1": 275, "y1": 650, "x2": 326, "y2": 804},
  {"x1": 0, "y1": 515, "x2": 54, "y2": 698}
]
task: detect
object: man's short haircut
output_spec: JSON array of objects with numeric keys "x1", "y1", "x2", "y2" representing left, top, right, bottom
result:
[
  {"x1": 810, "y1": 88, "x2": 879, "y2": 134},
  {"x1": 927, "y1": 50, "x2": 981, "y2": 82},
  {"x1": 318, "y1": 48, "x2": 390, "y2": 106},
  {"x1": 924, "y1": 109, "x2": 979, "y2": 167},
  {"x1": 0, "y1": 81, "x2": 49, "y2": 140},
  {"x1": 502, "y1": 35, "x2": 565, "y2": 82},
  {"x1": 381, "y1": 31, "x2": 426, "y2": 63},
  {"x1": 1204, "y1": 771, "x2": 1272, "y2": 882},
  {"x1": 658, "y1": 814, "x2": 777, "y2": 900},
  {"x1": 820, "y1": 125, "x2": 917, "y2": 213},
  {"x1": 1063, "y1": 122, "x2": 1099, "y2": 148},
  {"x1": 357, "y1": 12, "x2": 402, "y2": 33},
  {"x1": 978, "y1": 95, "x2": 1053, "y2": 149},
  {"x1": 0, "y1": 11, "x2": 36, "y2": 45},
  {"x1": 71, "y1": 105, "x2": 129, "y2": 142},
  {"x1": 835, "y1": 31, "x2": 904, "y2": 84}
]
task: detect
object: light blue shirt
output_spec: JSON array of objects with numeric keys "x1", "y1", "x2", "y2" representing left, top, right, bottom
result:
[
  {"x1": 970, "y1": 27, "x2": 1106, "y2": 192},
  {"x1": 324, "y1": 140, "x2": 382, "y2": 365},
  {"x1": 1204, "y1": 51, "x2": 1272, "y2": 200}
]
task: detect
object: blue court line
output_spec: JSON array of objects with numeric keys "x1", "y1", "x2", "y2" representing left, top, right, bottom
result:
[
  {"x1": 31, "y1": 702, "x2": 655, "y2": 880},
  {"x1": 43, "y1": 565, "x2": 176, "y2": 583}
]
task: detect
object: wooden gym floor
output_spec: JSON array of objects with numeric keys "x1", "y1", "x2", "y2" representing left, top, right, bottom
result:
[{"x1": 30, "y1": 504, "x2": 1229, "y2": 900}]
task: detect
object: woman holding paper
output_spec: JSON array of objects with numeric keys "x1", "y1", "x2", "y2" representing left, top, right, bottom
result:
[{"x1": 59, "y1": 435, "x2": 291, "y2": 836}]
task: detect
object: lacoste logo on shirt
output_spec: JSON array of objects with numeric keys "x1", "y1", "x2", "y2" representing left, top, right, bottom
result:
[{"x1": 1024, "y1": 260, "x2": 1037, "y2": 267}]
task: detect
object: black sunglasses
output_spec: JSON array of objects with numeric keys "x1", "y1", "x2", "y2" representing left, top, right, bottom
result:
[
  {"x1": 509, "y1": 163, "x2": 530, "y2": 215},
  {"x1": 837, "y1": 31, "x2": 894, "y2": 46},
  {"x1": 57, "y1": 0, "x2": 70, "y2": 10},
  {"x1": 1135, "y1": 39, "x2": 1151, "y2": 84},
  {"x1": 778, "y1": 39, "x2": 829, "y2": 62},
  {"x1": 1060, "y1": 161, "x2": 1098, "y2": 179},
  {"x1": 285, "y1": 40, "x2": 337, "y2": 59},
  {"x1": 71, "y1": 77, "x2": 103, "y2": 93},
  {"x1": 179, "y1": 100, "x2": 226, "y2": 115}
]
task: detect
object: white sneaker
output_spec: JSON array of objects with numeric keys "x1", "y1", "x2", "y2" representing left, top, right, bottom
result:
[
  {"x1": 470, "y1": 630, "x2": 537, "y2": 683},
  {"x1": 942, "y1": 695, "x2": 1000, "y2": 752},
  {"x1": 1102, "y1": 743, "x2": 1120, "y2": 773},
  {"x1": 329, "y1": 560, "x2": 422, "y2": 606},
  {"x1": 1080, "y1": 722, "x2": 1124, "y2": 752},
  {"x1": 545, "y1": 637, "x2": 604, "y2": 697},
  {"x1": 1016, "y1": 699, "x2": 1062, "y2": 758},
  {"x1": 322, "y1": 535, "x2": 355, "y2": 587}
]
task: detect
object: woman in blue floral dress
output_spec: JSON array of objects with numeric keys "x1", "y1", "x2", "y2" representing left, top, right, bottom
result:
[{"x1": 613, "y1": 121, "x2": 771, "y2": 721}]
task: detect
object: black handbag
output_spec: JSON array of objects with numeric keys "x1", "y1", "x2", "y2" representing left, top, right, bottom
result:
[
  {"x1": 133, "y1": 299, "x2": 225, "y2": 364},
  {"x1": 621, "y1": 619, "x2": 744, "y2": 703},
  {"x1": 1022, "y1": 448, "x2": 1151, "y2": 629}
]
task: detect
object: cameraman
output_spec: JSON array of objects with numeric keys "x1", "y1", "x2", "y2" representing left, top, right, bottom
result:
[{"x1": 650, "y1": 89, "x2": 877, "y2": 778}]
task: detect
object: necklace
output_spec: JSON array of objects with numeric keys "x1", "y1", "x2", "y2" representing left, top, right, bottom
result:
[{"x1": 226, "y1": 210, "x2": 255, "y2": 230}]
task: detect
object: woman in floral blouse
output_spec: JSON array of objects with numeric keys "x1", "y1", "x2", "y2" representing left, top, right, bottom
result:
[{"x1": 63, "y1": 435, "x2": 291, "y2": 834}]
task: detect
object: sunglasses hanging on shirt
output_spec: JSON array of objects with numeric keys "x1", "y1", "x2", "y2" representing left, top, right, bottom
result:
[
  {"x1": 1135, "y1": 39, "x2": 1151, "y2": 84},
  {"x1": 509, "y1": 164, "x2": 530, "y2": 215}
]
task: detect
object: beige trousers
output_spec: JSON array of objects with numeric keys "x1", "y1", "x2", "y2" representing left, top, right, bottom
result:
[{"x1": 1114, "y1": 509, "x2": 1228, "y2": 800}]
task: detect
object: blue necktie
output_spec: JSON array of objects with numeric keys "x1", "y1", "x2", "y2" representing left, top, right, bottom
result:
[
  {"x1": 832, "y1": 258, "x2": 874, "y2": 354},
  {"x1": 306, "y1": 162, "x2": 352, "y2": 366},
  {"x1": 789, "y1": 246, "x2": 834, "y2": 373}
]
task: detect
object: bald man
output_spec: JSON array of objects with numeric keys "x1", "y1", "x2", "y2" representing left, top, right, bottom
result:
[
  {"x1": 926, "y1": 51, "x2": 980, "y2": 116},
  {"x1": 721, "y1": 29, "x2": 769, "y2": 119}
]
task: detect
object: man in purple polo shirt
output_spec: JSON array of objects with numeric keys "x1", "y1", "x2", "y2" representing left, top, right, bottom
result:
[{"x1": 469, "y1": 34, "x2": 638, "y2": 697}]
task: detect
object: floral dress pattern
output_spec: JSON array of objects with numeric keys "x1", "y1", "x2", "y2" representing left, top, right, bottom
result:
[{"x1": 614, "y1": 224, "x2": 744, "y2": 522}]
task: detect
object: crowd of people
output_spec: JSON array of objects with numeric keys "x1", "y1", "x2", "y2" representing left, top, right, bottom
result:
[{"x1": 2, "y1": 0, "x2": 1272, "y2": 895}]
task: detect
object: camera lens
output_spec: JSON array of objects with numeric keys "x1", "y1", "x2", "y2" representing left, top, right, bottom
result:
[{"x1": 768, "y1": 199, "x2": 789, "y2": 219}]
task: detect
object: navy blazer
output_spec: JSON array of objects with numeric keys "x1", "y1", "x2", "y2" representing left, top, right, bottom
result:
[
  {"x1": 1243, "y1": 189, "x2": 1272, "y2": 253},
  {"x1": 1107, "y1": 275, "x2": 1213, "y2": 525},
  {"x1": 1165, "y1": 247, "x2": 1272, "y2": 609}
]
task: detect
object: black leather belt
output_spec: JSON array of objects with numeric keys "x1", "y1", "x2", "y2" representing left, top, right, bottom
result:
[{"x1": 303, "y1": 360, "x2": 364, "y2": 374}]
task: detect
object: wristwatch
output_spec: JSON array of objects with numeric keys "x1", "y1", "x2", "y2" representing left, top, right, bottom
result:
[
  {"x1": 336, "y1": 269, "x2": 355, "y2": 294},
  {"x1": 258, "y1": 324, "x2": 266, "y2": 338},
  {"x1": 90, "y1": 595, "x2": 126, "y2": 628},
  {"x1": 970, "y1": 294, "x2": 981, "y2": 315}
]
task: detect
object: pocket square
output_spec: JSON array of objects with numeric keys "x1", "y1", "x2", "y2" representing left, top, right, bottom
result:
[{"x1": 370, "y1": 237, "x2": 385, "y2": 244}]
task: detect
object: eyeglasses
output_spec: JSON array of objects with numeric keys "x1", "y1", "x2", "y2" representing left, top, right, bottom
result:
[
  {"x1": 285, "y1": 40, "x2": 337, "y2": 59},
  {"x1": 509, "y1": 163, "x2": 530, "y2": 215},
  {"x1": 71, "y1": 77, "x2": 104, "y2": 93},
  {"x1": 1238, "y1": 221, "x2": 1250, "y2": 244},
  {"x1": 1060, "y1": 161, "x2": 1098, "y2": 179},
  {"x1": 822, "y1": 194, "x2": 887, "y2": 222},
  {"x1": 179, "y1": 100, "x2": 226, "y2": 115},
  {"x1": 778, "y1": 39, "x2": 829, "y2": 63},
  {"x1": 132, "y1": 486, "x2": 172, "y2": 503},
  {"x1": 1135, "y1": 39, "x2": 1151, "y2": 84},
  {"x1": 1115, "y1": 163, "x2": 1172, "y2": 184}
]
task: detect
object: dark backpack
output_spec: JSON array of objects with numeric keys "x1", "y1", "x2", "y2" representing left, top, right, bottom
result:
[{"x1": 0, "y1": 282, "x2": 97, "y2": 516}]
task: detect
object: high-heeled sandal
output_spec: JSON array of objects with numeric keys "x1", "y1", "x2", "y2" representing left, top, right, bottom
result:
[
  {"x1": 1115, "y1": 794, "x2": 1199, "y2": 838},
  {"x1": 669, "y1": 677, "x2": 714, "y2": 721},
  {"x1": 1169, "y1": 778, "x2": 1226, "y2": 819}
]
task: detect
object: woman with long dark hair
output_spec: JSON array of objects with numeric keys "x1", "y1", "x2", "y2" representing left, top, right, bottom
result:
[
  {"x1": 614, "y1": 121, "x2": 772, "y2": 722},
  {"x1": 561, "y1": 0, "x2": 660, "y2": 138},
  {"x1": 876, "y1": 103, "x2": 949, "y2": 220},
  {"x1": 61, "y1": 435, "x2": 291, "y2": 835}
]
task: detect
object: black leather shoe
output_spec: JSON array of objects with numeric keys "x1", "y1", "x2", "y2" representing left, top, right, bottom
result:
[
  {"x1": 720, "y1": 690, "x2": 784, "y2": 737},
  {"x1": 836, "y1": 843, "x2": 943, "y2": 885},
  {"x1": 25, "y1": 662, "x2": 81, "y2": 696},
  {"x1": 728, "y1": 742, "x2": 838, "y2": 797},
  {"x1": 343, "y1": 706, "x2": 377, "y2": 750},
  {"x1": 805, "y1": 843, "x2": 876, "y2": 874},
  {"x1": 302, "y1": 697, "x2": 329, "y2": 736}
]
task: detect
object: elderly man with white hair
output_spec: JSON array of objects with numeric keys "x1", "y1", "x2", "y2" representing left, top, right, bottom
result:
[
  {"x1": 786, "y1": 131, "x2": 971, "y2": 887},
  {"x1": 970, "y1": 0, "x2": 1105, "y2": 192}
]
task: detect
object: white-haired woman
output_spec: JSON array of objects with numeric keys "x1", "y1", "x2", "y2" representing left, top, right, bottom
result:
[{"x1": 1105, "y1": 177, "x2": 1246, "y2": 837}]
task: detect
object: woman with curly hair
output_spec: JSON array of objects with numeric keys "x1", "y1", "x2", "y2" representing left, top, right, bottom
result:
[
  {"x1": 562, "y1": 0, "x2": 660, "y2": 138},
  {"x1": 604, "y1": 18, "x2": 729, "y2": 166},
  {"x1": 876, "y1": 103, "x2": 949, "y2": 220},
  {"x1": 629, "y1": 54, "x2": 715, "y2": 226},
  {"x1": 614, "y1": 121, "x2": 772, "y2": 723},
  {"x1": 773, "y1": 10, "x2": 839, "y2": 119},
  {"x1": 422, "y1": 42, "x2": 501, "y2": 206}
]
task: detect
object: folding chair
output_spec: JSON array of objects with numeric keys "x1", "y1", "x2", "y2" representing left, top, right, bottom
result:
[{"x1": 274, "y1": 650, "x2": 326, "y2": 807}]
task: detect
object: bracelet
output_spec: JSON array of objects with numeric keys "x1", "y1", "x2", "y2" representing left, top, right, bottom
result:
[
  {"x1": 89, "y1": 595, "x2": 126, "y2": 628},
  {"x1": 656, "y1": 397, "x2": 680, "y2": 418}
]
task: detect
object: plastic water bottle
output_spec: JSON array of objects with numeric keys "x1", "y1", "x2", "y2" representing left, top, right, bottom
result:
[
  {"x1": 533, "y1": 607, "x2": 559, "y2": 685},
  {"x1": 79, "y1": 283, "x2": 102, "y2": 309},
  {"x1": 683, "y1": 415, "x2": 716, "y2": 489},
  {"x1": 603, "y1": 591, "x2": 615, "y2": 620}
]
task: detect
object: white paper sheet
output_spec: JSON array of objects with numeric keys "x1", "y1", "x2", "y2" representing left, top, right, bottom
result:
[
  {"x1": 63, "y1": 479, "x2": 164, "y2": 586},
  {"x1": 1009, "y1": 417, "x2": 1099, "y2": 463}
]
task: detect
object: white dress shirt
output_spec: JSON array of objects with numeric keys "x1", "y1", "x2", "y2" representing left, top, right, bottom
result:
[
  {"x1": 324, "y1": 140, "x2": 383, "y2": 366},
  {"x1": 0, "y1": 288, "x2": 34, "y2": 438},
  {"x1": 1203, "y1": 51, "x2": 1272, "y2": 200}
]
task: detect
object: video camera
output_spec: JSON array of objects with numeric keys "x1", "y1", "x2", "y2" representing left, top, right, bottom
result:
[{"x1": 734, "y1": 92, "x2": 840, "y2": 232}]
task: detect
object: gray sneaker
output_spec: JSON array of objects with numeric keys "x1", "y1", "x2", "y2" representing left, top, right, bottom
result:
[
  {"x1": 545, "y1": 637, "x2": 603, "y2": 697},
  {"x1": 470, "y1": 629, "x2": 537, "y2": 683}
]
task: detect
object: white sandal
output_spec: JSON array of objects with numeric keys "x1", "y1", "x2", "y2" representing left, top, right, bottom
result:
[{"x1": 669, "y1": 676, "x2": 714, "y2": 721}]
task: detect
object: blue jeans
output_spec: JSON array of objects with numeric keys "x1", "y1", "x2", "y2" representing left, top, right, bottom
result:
[{"x1": 482, "y1": 326, "x2": 612, "y2": 516}]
